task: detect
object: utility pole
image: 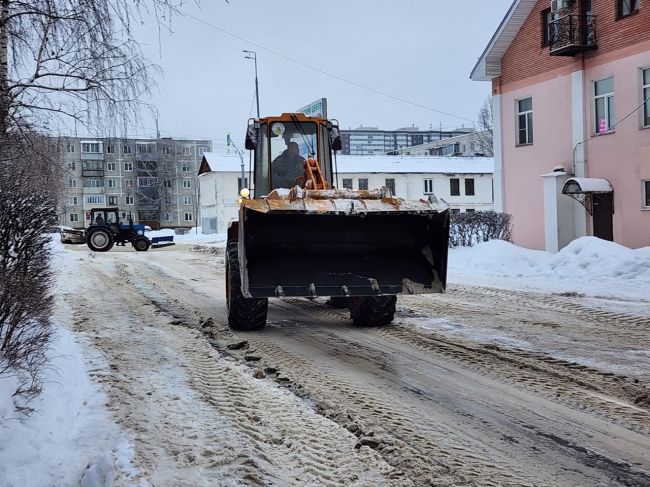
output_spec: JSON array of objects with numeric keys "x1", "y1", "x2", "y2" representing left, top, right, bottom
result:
[
  {"x1": 243, "y1": 50, "x2": 260, "y2": 118},
  {"x1": 227, "y1": 134, "x2": 246, "y2": 192}
]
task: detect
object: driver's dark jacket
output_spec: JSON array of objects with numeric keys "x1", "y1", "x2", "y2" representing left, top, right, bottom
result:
[{"x1": 272, "y1": 150, "x2": 305, "y2": 188}]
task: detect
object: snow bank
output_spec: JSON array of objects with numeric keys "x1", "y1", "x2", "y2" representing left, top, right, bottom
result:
[
  {"x1": 0, "y1": 325, "x2": 141, "y2": 486},
  {"x1": 449, "y1": 237, "x2": 650, "y2": 300},
  {"x1": 147, "y1": 227, "x2": 227, "y2": 248}
]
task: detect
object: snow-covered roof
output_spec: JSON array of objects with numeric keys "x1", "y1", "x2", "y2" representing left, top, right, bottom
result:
[
  {"x1": 200, "y1": 152, "x2": 493, "y2": 175},
  {"x1": 563, "y1": 178, "x2": 613, "y2": 194},
  {"x1": 470, "y1": 0, "x2": 536, "y2": 81}
]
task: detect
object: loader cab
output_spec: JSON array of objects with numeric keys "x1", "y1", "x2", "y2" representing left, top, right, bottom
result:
[{"x1": 246, "y1": 113, "x2": 340, "y2": 196}]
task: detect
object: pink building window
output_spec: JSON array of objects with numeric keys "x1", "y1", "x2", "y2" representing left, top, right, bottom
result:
[
  {"x1": 594, "y1": 77, "x2": 614, "y2": 134},
  {"x1": 643, "y1": 68, "x2": 650, "y2": 128},
  {"x1": 516, "y1": 97, "x2": 533, "y2": 145}
]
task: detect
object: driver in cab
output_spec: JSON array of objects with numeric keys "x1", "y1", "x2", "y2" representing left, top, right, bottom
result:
[{"x1": 272, "y1": 141, "x2": 305, "y2": 189}]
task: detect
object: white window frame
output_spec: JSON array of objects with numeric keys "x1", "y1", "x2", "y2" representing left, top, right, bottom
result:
[
  {"x1": 107, "y1": 179, "x2": 117, "y2": 189},
  {"x1": 123, "y1": 145, "x2": 132, "y2": 155},
  {"x1": 464, "y1": 178, "x2": 475, "y2": 196},
  {"x1": 424, "y1": 179, "x2": 434, "y2": 195},
  {"x1": 69, "y1": 213, "x2": 79, "y2": 222},
  {"x1": 124, "y1": 162, "x2": 133, "y2": 172},
  {"x1": 69, "y1": 178, "x2": 77, "y2": 188},
  {"x1": 516, "y1": 97, "x2": 533, "y2": 145},
  {"x1": 161, "y1": 146, "x2": 171, "y2": 155},
  {"x1": 108, "y1": 196, "x2": 118, "y2": 206},
  {"x1": 358, "y1": 178, "x2": 368, "y2": 190},
  {"x1": 125, "y1": 179, "x2": 134, "y2": 188},
  {"x1": 81, "y1": 141, "x2": 102, "y2": 153},
  {"x1": 183, "y1": 195, "x2": 193, "y2": 205},
  {"x1": 182, "y1": 179, "x2": 192, "y2": 189},
  {"x1": 642, "y1": 67, "x2": 650, "y2": 128},
  {"x1": 198, "y1": 146, "x2": 209, "y2": 155},
  {"x1": 164, "y1": 212, "x2": 173, "y2": 222},
  {"x1": 594, "y1": 77, "x2": 615, "y2": 134},
  {"x1": 107, "y1": 162, "x2": 116, "y2": 171},
  {"x1": 643, "y1": 180, "x2": 650, "y2": 209},
  {"x1": 106, "y1": 145, "x2": 115, "y2": 154},
  {"x1": 342, "y1": 178, "x2": 353, "y2": 189},
  {"x1": 184, "y1": 212, "x2": 193, "y2": 221},
  {"x1": 126, "y1": 196, "x2": 134, "y2": 205},
  {"x1": 84, "y1": 195, "x2": 106, "y2": 205},
  {"x1": 68, "y1": 162, "x2": 76, "y2": 171},
  {"x1": 66, "y1": 143, "x2": 75, "y2": 153},
  {"x1": 69, "y1": 196, "x2": 78, "y2": 205},
  {"x1": 182, "y1": 162, "x2": 192, "y2": 172},
  {"x1": 164, "y1": 196, "x2": 172, "y2": 205}
]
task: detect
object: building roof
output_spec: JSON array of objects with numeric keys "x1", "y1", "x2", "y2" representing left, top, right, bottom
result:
[
  {"x1": 200, "y1": 153, "x2": 494, "y2": 175},
  {"x1": 470, "y1": 0, "x2": 537, "y2": 81}
]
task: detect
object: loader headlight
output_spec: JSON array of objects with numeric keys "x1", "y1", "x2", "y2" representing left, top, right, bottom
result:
[
  {"x1": 240, "y1": 187, "x2": 250, "y2": 199},
  {"x1": 237, "y1": 196, "x2": 243, "y2": 205}
]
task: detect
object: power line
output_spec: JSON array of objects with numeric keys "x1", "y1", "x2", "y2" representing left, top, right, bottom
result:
[{"x1": 176, "y1": 9, "x2": 477, "y2": 124}]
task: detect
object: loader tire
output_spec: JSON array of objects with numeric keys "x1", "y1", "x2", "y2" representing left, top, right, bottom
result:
[
  {"x1": 86, "y1": 228, "x2": 114, "y2": 252},
  {"x1": 226, "y1": 241, "x2": 268, "y2": 331},
  {"x1": 348, "y1": 295, "x2": 396, "y2": 327}
]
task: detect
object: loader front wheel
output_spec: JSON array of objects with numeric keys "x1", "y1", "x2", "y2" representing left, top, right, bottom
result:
[
  {"x1": 348, "y1": 295, "x2": 396, "y2": 327},
  {"x1": 226, "y1": 241, "x2": 268, "y2": 331}
]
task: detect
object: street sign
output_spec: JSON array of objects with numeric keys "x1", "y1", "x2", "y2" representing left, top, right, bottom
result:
[{"x1": 297, "y1": 98, "x2": 327, "y2": 118}]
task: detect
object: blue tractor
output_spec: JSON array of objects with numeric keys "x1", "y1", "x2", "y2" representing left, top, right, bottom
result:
[{"x1": 86, "y1": 207, "x2": 151, "y2": 252}]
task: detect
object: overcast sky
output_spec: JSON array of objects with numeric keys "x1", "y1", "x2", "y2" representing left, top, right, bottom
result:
[{"x1": 127, "y1": 0, "x2": 512, "y2": 151}]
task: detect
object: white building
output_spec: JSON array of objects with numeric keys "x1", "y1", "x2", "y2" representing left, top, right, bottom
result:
[{"x1": 198, "y1": 153, "x2": 494, "y2": 234}]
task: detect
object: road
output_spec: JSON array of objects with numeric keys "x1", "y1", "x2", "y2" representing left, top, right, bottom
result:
[{"x1": 57, "y1": 244, "x2": 650, "y2": 486}]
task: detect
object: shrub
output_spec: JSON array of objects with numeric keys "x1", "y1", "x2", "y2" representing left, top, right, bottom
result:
[
  {"x1": 0, "y1": 191, "x2": 56, "y2": 404},
  {"x1": 449, "y1": 211, "x2": 512, "y2": 248}
]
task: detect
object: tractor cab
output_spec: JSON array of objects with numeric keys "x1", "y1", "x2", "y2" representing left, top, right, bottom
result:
[{"x1": 86, "y1": 207, "x2": 150, "y2": 252}]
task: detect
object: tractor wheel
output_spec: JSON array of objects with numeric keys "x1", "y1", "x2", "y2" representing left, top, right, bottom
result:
[
  {"x1": 348, "y1": 295, "x2": 396, "y2": 327},
  {"x1": 327, "y1": 297, "x2": 349, "y2": 309},
  {"x1": 226, "y1": 241, "x2": 268, "y2": 331},
  {"x1": 86, "y1": 229, "x2": 114, "y2": 252},
  {"x1": 133, "y1": 236, "x2": 151, "y2": 252}
]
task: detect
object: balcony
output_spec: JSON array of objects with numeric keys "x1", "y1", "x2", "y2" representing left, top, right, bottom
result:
[
  {"x1": 549, "y1": 14, "x2": 597, "y2": 56},
  {"x1": 82, "y1": 161, "x2": 104, "y2": 177}
]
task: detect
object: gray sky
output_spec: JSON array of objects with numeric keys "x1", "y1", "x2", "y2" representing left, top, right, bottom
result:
[{"x1": 130, "y1": 0, "x2": 511, "y2": 151}]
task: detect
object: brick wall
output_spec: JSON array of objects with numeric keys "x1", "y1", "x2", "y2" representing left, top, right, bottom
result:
[{"x1": 496, "y1": 0, "x2": 650, "y2": 91}]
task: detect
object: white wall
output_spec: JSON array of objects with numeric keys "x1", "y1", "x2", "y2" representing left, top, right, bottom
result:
[{"x1": 200, "y1": 171, "x2": 494, "y2": 234}]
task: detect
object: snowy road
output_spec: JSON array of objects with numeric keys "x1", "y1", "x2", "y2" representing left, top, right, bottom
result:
[{"x1": 57, "y1": 244, "x2": 650, "y2": 486}]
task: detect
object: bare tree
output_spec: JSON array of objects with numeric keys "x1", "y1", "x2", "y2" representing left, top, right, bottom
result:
[
  {"x1": 0, "y1": 0, "x2": 200, "y2": 404},
  {"x1": 471, "y1": 96, "x2": 494, "y2": 157}
]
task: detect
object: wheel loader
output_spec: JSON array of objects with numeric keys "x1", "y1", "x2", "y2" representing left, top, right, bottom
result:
[{"x1": 226, "y1": 112, "x2": 449, "y2": 330}]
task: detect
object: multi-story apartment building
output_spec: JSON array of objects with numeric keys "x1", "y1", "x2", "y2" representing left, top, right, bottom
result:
[
  {"x1": 60, "y1": 137, "x2": 212, "y2": 229},
  {"x1": 341, "y1": 126, "x2": 475, "y2": 155},
  {"x1": 391, "y1": 131, "x2": 493, "y2": 157},
  {"x1": 471, "y1": 0, "x2": 650, "y2": 251}
]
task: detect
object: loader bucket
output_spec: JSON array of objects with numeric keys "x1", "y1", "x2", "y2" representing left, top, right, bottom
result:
[{"x1": 238, "y1": 191, "x2": 449, "y2": 299}]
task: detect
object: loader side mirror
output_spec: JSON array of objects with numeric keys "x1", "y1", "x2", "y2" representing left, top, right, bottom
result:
[
  {"x1": 245, "y1": 124, "x2": 258, "y2": 150},
  {"x1": 329, "y1": 125, "x2": 342, "y2": 151}
]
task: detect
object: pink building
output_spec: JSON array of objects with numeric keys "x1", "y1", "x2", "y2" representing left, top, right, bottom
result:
[{"x1": 471, "y1": 0, "x2": 650, "y2": 250}]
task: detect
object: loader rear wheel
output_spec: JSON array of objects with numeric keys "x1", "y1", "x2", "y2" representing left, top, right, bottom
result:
[
  {"x1": 348, "y1": 295, "x2": 396, "y2": 327},
  {"x1": 86, "y1": 229, "x2": 114, "y2": 252},
  {"x1": 226, "y1": 241, "x2": 268, "y2": 331}
]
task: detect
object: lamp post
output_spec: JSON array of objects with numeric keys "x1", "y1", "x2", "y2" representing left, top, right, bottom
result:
[{"x1": 243, "y1": 50, "x2": 260, "y2": 118}]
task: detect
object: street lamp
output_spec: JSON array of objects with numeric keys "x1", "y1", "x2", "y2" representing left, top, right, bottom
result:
[{"x1": 243, "y1": 50, "x2": 260, "y2": 118}]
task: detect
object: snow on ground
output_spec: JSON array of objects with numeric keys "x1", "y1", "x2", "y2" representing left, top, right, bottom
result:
[
  {"x1": 1, "y1": 232, "x2": 648, "y2": 485},
  {"x1": 0, "y1": 236, "x2": 144, "y2": 487},
  {"x1": 449, "y1": 236, "x2": 650, "y2": 301}
]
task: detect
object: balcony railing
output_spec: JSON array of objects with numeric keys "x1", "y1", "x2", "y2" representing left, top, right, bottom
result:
[
  {"x1": 549, "y1": 14, "x2": 597, "y2": 56},
  {"x1": 82, "y1": 161, "x2": 104, "y2": 177}
]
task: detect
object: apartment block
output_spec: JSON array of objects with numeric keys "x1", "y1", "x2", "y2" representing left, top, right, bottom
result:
[
  {"x1": 61, "y1": 136, "x2": 212, "y2": 229},
  {"x1": 340, "y1": 126, "x2": 475, "y2": 155}
]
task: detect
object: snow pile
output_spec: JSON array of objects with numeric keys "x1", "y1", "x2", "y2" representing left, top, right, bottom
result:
[
  {"x1": 0, "y1": 325, "x2": 141, "y2": 486},
  {"x1": 147, "y1": 227, "x2": 227, "y2": 248},
  {"x1": 449, "y1": 237, "x2": 650, "y2": 300}
]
